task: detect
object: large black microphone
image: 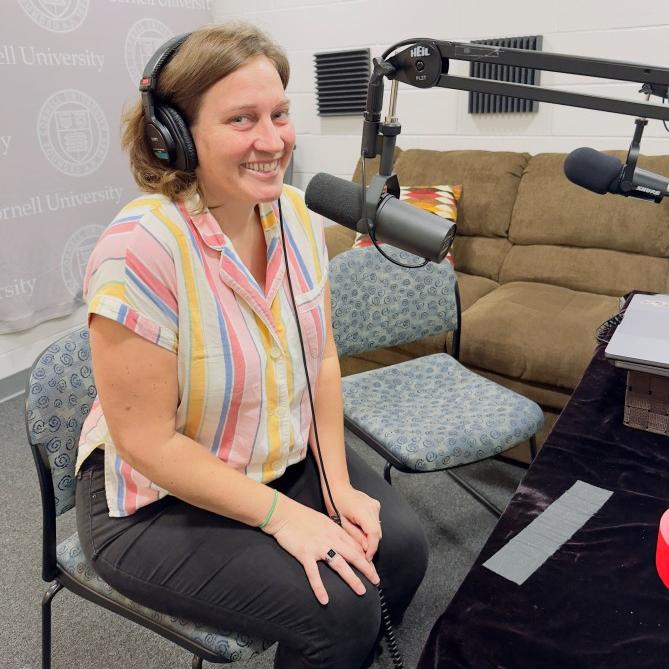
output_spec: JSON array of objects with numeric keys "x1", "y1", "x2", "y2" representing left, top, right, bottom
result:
[
  {"x1": 564, "y1": 147, "x2": 669, "y2": 203},
  {"x1": 304, "y1": 173, "x2": 456, "y2": 263}
]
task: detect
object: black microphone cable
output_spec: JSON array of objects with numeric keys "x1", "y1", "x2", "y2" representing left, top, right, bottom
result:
[{"x1": 277, "y1": 198, "x2": 405, "y2": 669}]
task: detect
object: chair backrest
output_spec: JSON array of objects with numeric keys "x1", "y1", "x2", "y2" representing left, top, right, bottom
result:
[
  {"x1": 329, "y1": 247, "x2": 460, "y2": 357},
  {"x1": 25, "y1": 326, "x2": 96, "y2": 518}
]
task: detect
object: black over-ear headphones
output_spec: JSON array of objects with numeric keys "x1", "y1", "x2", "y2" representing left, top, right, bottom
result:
[{"x1": 139, "y1": 33, "x2": 198, "y2": 172}]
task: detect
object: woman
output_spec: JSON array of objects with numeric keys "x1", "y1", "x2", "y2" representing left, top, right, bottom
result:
[{"x1": 75, "y1": 23, "x2": 428, "y2": 669}]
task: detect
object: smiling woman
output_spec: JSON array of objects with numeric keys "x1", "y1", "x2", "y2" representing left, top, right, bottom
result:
[{"x1": 74, "y1": 22, "x2": 428, "y2": 669}]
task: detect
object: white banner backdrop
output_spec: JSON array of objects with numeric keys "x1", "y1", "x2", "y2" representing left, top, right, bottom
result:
[{"x1": 0, "y1": 0, "x2": 212, "y2": 333}]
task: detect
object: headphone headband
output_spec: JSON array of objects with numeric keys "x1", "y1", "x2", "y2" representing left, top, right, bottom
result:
[{"x1": 139, "y1": 33, "x2": 190, "y2": 97}]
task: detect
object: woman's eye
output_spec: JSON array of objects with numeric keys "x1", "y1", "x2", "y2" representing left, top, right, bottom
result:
[{"x1": 229, "y1": 110, "x2": 289, "y2": 125}]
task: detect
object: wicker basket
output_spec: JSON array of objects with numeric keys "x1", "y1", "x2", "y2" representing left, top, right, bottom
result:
[{"x1": 624, "y1": 370, "x2": 669, "y2": 436}]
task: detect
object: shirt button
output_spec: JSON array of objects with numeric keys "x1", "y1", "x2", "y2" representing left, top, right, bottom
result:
[{"x1": 270, "y1": 347, "x2": 281, "y2": 359}]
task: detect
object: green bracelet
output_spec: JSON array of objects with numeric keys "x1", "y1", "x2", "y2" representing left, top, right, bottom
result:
[{"x1": 258, "y1": 489, "x2": 279, "y2": 529}]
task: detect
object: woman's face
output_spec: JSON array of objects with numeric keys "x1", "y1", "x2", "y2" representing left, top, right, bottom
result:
[{"x1": 191, "y1": 55, "x2": 295, "y2": 210}]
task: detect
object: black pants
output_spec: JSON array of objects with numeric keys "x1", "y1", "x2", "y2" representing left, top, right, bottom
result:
[{"x1": 76, "y1": 447, "x2": 429, "y2": 669}]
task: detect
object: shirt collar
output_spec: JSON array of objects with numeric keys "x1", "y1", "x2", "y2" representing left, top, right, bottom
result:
[
  {"x1": 181, "y1": 196, "x2": 227, "y2": 251},
  {"x1": 181, "y1": 198, "x2": 281, "y2": 252}
]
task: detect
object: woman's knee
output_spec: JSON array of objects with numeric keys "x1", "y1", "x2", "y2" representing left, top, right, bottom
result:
[
  {"x1": 379, "y1": 508, "x2": 429, "y2": 584},
  {"x1": 305, "y1": 584, "x2": 382, "y2": 668}
]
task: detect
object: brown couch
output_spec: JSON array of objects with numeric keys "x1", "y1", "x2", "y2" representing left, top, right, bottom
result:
[{"x1": 324, "y1": 147, "x2": 669, "y2": 459}]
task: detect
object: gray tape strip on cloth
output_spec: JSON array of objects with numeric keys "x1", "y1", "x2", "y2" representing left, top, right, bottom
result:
[{"x1": 482, "y1": 480, "x2": 613, "y2": 585}]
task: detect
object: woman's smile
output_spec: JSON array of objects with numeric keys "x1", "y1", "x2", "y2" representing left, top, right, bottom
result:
[{"x1": 241, "y1": 158, "x2": 282, "y2": 177}]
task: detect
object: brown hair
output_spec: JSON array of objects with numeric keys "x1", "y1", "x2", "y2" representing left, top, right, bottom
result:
[{"x1": 121, "y1": 23, "x2": 290, "y2": 204}]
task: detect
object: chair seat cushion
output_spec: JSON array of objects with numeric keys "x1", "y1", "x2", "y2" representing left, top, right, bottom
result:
[
  {"x1": 342, "y1": 353, "x2": 544, "y2": 471},
  {"x1": 57, "y1": 533, "x2": 272, "y2": 661}
]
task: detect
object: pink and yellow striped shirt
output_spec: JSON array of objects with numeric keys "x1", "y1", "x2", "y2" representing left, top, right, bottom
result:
[{"x1": 76, "y1": 186, "x2": 328, "y2": 517}]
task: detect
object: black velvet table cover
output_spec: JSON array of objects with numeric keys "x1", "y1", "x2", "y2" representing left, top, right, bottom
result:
[{"x1": 417, "y1": 345, "x2": 669, "y2": 668}]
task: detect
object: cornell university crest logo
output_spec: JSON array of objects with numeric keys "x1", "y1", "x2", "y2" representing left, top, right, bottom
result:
[
  {"x1": 18, "y1": 0, "x2": 89, "y2": 33},
  {"x1": 37, "y1": 89, "x2": 110, "y2": 177}
]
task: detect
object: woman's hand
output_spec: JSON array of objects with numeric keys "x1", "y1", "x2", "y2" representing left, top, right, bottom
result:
[
  {"x1": 262, "y1": 495, "x2": 380, "y2": 605},
  {"x1": 324, "y1": 483, "x2": 382, "y2": 562}
]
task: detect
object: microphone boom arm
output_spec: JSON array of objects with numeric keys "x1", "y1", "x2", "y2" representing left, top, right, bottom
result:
[{"x1": 364, "y1": 39, "x2": 669, "y2": 162}]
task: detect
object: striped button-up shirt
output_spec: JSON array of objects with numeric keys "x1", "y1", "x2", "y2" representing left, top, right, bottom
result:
[{"x1": 76, "y1": 186, "x2": 328, "y2": 517}]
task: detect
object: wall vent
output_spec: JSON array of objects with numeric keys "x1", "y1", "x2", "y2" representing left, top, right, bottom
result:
[
  {"x1": 468, "y1": 35, "x2": 543, "y2": 114},
  {"x1": 314, "y1": 49, "x2": 370, "y2": 116}
]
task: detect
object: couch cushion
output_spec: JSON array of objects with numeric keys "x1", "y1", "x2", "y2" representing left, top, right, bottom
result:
[
  {"x1": 500, "y1": 245, "x2": 669, "y2": 296},
  {"x1": 459, "y1": 282, "x2": 620, "y2": 390},
  {"x1": 455, "y1": 272, "x2": 498, "y2": 312},
  {"x1": 453, "y1": 236, "x2": 512, "y2": 281},
  {"x1": 392, "y1": 149, "x2": 530, "y2": 238},
  {"x1": 510, "y1": 152, "x2": 669, "y2": 257}
]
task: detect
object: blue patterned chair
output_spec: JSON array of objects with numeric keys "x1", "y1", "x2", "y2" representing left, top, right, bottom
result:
[
  {"x1": 330, "y1": 248, "x2": 544, "y2": 516},
  {"x1": 25, "y1": 326, "x2": 273, "y2": 668}
]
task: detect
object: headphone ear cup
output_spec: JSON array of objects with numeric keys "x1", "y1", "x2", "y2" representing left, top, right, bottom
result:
[
  {"x1": 155, "y1": 104, "x2": 198, "y2": 172},
  {"x1": 144, "y1": 114, "x2": 175, "y2": 166}
]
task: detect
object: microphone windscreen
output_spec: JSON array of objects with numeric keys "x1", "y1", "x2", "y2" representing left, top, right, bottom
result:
[
  {"x1": 564, "y1": 147, "x2": 622, "y2": 194},
  {"x1": 305, "y1": 173, "x2": 363, "y2": 230}
]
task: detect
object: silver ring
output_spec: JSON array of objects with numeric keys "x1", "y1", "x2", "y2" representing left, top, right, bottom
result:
[{"x1": 324, "y1": 548, "x2": 337, "y2": 563}]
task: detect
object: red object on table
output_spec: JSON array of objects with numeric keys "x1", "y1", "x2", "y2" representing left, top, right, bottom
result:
[{"x1": 658, "y1": 509, "x2": 669, "y2": 588}]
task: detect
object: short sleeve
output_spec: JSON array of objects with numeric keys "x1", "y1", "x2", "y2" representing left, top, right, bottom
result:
[{"x1": 84, "y1": 215, "x2": 178, "y2": 352}]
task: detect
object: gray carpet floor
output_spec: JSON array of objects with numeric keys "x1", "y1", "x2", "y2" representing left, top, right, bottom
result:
[{"x1": 2, "y1": 393, "x2": 524, "y2": 669}]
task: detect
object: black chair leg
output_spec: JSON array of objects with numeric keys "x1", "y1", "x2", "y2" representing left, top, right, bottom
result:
[
  {"x1": 192, "y1": 655, "x2": 203, "y2": 668},
  {"x1": 446, "y1": 470, "x2": 504, "y2": 518},
  {"x1": 529, "y1": 435, "x2": 538, "y2": 461},
  {"x1": 42, "y1": 581, "x2": 63, "y2": 669},
  {"x1": 383, "y1": 461, "x2": 393, "y2": 484},
  {"x1": 494, "y1": 453, "x2": 530, "y2": 469}
]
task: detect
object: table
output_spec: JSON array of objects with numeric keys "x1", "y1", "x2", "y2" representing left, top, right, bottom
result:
[{"x1": 417, "y1": 344, "x2": 669, "y2": 668}]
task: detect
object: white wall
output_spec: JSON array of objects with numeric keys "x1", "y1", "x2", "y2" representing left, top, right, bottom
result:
[
  {"x1": 212, "y1": 0, "x2": 669, "y2": 191},
  {"x1": 0, "y1": 305, "x2": 87, "y2": 400},
  {"x1": 4, "y1": 0, "x2": 669, "y2": 391}
]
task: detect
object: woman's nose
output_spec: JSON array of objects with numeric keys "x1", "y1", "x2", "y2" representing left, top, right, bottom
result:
[{"x1": 254, "y1": 117, "x2": 285, "y2": 153}]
